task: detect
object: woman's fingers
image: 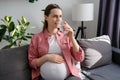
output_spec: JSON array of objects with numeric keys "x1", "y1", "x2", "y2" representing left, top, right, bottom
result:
[
  {"x1": 48, "y1": 53, "x2": 64, "y2": 63},
  {"x1": 54, "y1": 54, "x2": 64, "y2": 63},
  {"x1": 55, "y1": 58, "x2": 64, "y2": 63},
  {"x1": 63, "y1": 21, "x2": 74, "y2": 33}
]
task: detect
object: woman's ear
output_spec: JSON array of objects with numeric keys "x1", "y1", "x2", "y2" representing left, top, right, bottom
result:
[{"x1": 44, "y1": 15, "x2": 48, "y2": 21}]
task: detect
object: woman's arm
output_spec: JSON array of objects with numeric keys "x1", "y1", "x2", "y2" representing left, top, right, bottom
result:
[
  {"x1": 63, "y1": 21, "x2": 79, "y2": 52},
  {"x1": 36, "y1": 54, "x2": 48, "y2": 67},
  {"x1": 36, "y1": 53, "x2": 64, "y2": 67},
  {"x1": 63, "y1": 21, "x2": 84, "y2": 61},
  {"x1": 69, "y1": 36, "x2": 80, "y2": 52}
]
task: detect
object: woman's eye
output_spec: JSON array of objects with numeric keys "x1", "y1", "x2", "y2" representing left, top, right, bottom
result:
[
  {"x1": 54, "y1": 15, "x2": 58, "y2": 18},
  {"x1": 52, "y1": 15, "x2": 62, "y2": 18},
  {"x1": 53, "y1": 16, "x2": 57, "y2": 18},
  {"x1": 60, "y1": 15, "x2": 62, "y2": 18}
]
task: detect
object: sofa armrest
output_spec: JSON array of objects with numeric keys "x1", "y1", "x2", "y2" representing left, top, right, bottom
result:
[{"x1": 112, "y1": 47, "x2": 120, "y2": 65}]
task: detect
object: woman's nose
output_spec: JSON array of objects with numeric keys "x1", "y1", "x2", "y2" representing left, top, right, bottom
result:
[{"x1": 57, "y1": 17, "x2": 62, "y2": 21}]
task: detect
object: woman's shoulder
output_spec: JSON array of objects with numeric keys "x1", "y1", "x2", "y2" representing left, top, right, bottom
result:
[
  {"x1": 32, "y1": 32, "x2": 44, "y2": 40},
  {"x1": 34, "y1": 31, "x2": 43, "y2": 36}
]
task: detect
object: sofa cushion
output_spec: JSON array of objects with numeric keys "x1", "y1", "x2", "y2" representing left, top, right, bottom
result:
[
  {"x1": 77, "y1": 35, "x2": 112, "y2": 69},
  {"x1": 0, "y1": 45, "x2": 31, "y2": 80},
  {"x1": 82, "y1": 63, "x2": 120, "y2": 80},
  {"x1": 81, "y1": 73, "x2": 90, "y2": 80},
  {"x1": 112, "y1": 47, "x2": 120, "y2": 65}
]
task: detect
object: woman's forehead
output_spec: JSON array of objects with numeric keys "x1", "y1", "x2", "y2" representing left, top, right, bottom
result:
[{"x1": 50, "y1": 8, "x2": 62, "y2": 15}]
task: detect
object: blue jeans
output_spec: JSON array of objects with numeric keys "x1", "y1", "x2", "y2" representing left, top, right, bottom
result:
[
  {"x1": 65, "y1": 75, "x2": 81, "y2": 80},
  {"x1": 39, "y1": 75, "x2": 81, "y2": 80}
]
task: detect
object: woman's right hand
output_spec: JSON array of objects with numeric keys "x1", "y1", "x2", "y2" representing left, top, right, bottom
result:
[{"x1": 46, "y1": 53, "x2": 64, "y2": 64}]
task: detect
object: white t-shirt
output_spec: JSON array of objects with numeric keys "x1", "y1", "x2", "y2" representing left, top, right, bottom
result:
[{"x1": 40, "y1": 35, "x2": 69, "y2": 80}]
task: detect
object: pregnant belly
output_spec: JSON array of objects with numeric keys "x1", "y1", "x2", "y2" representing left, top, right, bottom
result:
[{"x1": 40, "y1": 61, "x2": 69, "y2": 80}]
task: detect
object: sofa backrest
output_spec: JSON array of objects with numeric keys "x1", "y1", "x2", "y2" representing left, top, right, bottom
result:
[{"x1": 0, "y1": 45, "x2": 32, "y2": 80}]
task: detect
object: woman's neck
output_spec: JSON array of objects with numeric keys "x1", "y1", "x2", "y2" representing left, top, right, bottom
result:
[{"x1": 47, "y1": 27, "x2": 58, "y2": 35}]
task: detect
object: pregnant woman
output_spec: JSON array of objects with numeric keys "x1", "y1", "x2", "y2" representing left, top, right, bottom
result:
[{"x1": 28, "y1": 4, "x2": 84, "y2": 80}]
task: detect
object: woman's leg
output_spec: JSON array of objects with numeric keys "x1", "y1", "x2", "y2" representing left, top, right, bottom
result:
[
  {"x1": 65, "y1": 75, "x2": 81, "y2": 80},
  {"x1": 39, "y1": 76, "x2": 45, "y2": 80}
]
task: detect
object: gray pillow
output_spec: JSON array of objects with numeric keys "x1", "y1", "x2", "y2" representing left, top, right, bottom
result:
[{"x1": 77, "y1": 35, "x2": 112, "y2": 69}]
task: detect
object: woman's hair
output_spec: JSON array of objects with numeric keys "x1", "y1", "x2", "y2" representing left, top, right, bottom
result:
[{"x1": 42, "y1": 4, "x2": 62, "y2": 32}]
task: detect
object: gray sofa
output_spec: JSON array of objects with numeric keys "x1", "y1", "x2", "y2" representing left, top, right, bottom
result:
[
  {"x1": 0, "y1": 35, "x2": 120, "y2": 80},
  {"x1": 81, "y1": 47, "x2": 120, "y2": 80},
  {"x1": 78, "y1": 35, "x2": 120, "y2": 80},
  {"x1": 0, "y1": 45, "x2": 31, "y2": 80}
]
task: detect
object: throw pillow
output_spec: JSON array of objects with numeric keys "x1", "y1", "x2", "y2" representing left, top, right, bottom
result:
[{"x1": 77, "y1": 35, "x2": 112, "y2": 69}]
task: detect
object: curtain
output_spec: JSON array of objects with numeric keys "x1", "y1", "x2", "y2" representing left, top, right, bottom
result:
[{"x1": 97, "y1": 0, "x2": 120, "y2": 48}]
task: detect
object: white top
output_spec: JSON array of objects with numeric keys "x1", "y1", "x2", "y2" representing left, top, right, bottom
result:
[{"x1": 40, "y1": 35, "x2": 69, "y2": 80}]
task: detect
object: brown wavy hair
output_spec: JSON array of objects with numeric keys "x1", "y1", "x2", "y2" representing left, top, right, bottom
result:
[{"x1": 42, "y1": 4, "x2": 62, "y2": 32}]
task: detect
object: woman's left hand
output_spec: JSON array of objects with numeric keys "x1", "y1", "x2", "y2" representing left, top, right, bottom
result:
[
  {"x1": 63, "y1": 21, "x2": 80, "y2": 52},
  {"x1": 63, "y1": 21, "x2": 74, "y2": 39}
]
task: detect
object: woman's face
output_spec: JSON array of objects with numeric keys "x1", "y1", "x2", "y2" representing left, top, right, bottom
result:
[{"x1": 45, "y1": 8, "x2": 62, "y2": 28}]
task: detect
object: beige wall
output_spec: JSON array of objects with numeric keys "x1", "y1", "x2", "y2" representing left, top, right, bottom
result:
[
  {"x1": 80, "y1": 0, "x2": 100, "y2": 38},
  {"x1": 0, "y1": 0, "x2": 100, "y2": 48}
]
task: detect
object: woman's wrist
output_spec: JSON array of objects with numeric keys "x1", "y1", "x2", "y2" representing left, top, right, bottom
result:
[
  {"x1": 36, "y1": 54, "x2": 49, "y2": 67},
  {"x1": 45, "y1": 54, "x2": 50, "y2": 61},
  {"x1": 70, "y1": 36, "x2": 80, "y2": 52}
]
